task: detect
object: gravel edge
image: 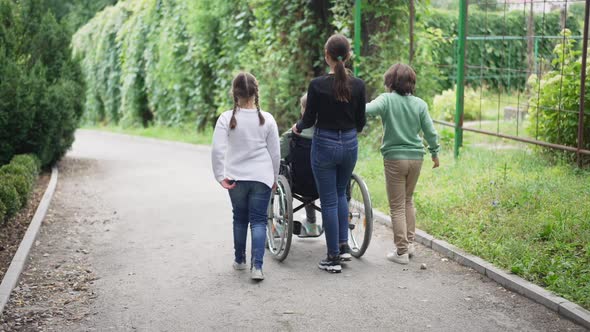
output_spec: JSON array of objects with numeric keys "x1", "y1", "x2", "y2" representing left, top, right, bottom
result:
[{"x1": 0, "y1": 167, "x2": 59, "y2": 315}]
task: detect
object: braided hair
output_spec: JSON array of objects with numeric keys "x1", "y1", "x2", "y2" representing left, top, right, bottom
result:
[{"x1": 230, "y1": 72, "x2": 265, "y2": 129}]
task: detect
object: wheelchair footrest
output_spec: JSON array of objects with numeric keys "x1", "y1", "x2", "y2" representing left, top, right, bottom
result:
[{"x1": 294, "y1": 221, "x2": 323, "y2": 238}]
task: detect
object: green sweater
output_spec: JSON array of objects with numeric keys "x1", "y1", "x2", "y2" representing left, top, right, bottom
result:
[{"x1": 366, "y1": 92, "x2": 440, "y2": 160}]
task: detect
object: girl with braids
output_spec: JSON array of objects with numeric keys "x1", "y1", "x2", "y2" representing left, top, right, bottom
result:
[
  {"x1": 212, "y1": 72, "x2": 280, "y2": 281},
  {"x1": 292, "y1": 34, "x2": 367, "y2": 273}
]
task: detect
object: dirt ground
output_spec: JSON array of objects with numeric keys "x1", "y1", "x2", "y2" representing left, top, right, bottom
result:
[{"x1": 1, "y1": 158, "x2": 114, "y2": 331}]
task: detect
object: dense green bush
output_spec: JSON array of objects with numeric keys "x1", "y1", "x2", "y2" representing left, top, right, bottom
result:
[
  {"x1": 0, "y1": 182, "x2": 20, "y2": 223},
  {"x1": 10, "y1": 155, "x2": 41, "y2": 174},
  {"x1": 528, "y1": 30, "x2": 590, "y2": 161},
  {"x1": 0, "y1": 0, "x2": 85, "y2": 167},
  {"x1": 3, "y1": 174, "x2": 32, "y2": 206},
  {"x1": 432, "y1": 85, "x2": 482, "y2": 121},
  {"x1": 0, "y1": 199, "x2": 5, "y2": 223},
  {"x1": 0, "y1": 154, "x2": 40, "y2": 224}
]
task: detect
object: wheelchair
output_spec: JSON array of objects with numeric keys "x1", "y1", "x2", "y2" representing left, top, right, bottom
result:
[{"x1": 267, "y1": 160, "x2": 374, "y2": 262}]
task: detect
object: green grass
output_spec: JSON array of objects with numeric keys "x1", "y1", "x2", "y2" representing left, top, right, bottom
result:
[
  {"x1": 358, "y1": 129, "x2": 590, "y2": 309},
  {"x1": 89, "y1": 123, "x2": 590, "y2": 310},
  {"x1": 84, "y1": 124, "x2": 213, "y2": 145}
]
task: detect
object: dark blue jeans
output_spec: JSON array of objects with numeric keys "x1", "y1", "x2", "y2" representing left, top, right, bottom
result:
[
  {"x1": 311, "y1": 128, "x2": 358, "y2": 257},
  {"x1": 228, "y1": 181, "x2": 272, "y2": 269}
]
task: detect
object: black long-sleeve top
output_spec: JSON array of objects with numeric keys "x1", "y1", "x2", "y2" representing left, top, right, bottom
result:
[{"x1": 296, "y1": 74, "x2": 367, "y2": 133}]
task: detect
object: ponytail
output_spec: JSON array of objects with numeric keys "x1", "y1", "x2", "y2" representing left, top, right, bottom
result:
[
  {"x1": 325, "y1": 34, "x2": 352, "y2": 103},
  {"x1": 333, "y1": 58, "x2": 351, "y2": 102}
]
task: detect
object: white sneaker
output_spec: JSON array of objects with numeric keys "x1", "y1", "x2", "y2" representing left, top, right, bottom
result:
[
  {"x1": 251, "y1": 268, "x2": 264, "y2": 280},
  {"x1": 387, "y1": 251, "x2": 409, "y2": 265},
  {"x1": 233, "y1": 261, "x2": 247, "y2": 270},
  {"x1": 393, "y1": 244, "x2": 416, "y2": 258},
  {"x1": 408, "y1": 243, "x2": 416, "y2": 258}
]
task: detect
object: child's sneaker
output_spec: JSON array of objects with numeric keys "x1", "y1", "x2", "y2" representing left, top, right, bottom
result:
[
  {"x1": 233, "y1": 261, "x2": 247, "y2": 270},
  {"x1": 251, "y1": 268, "x2": 264, "y2": 280},
  {"x1": 386, "y1": 251, "x2": 409, "y2": 265},
  {"x1": 339, "y1": 243, "x2": 352, "y2": 261},
  {"x1": 301, "y1": 221, "x2": 322, "y2": 237},
  {"x1": 408, "y1": 243, "x2": 416, "y2": 258},
  {"x1": 393, "y1": 244, "x2": 416, "y2": 258},
  {"x1": 318, "y1": 256, "x2": 342, "y2": 273}
]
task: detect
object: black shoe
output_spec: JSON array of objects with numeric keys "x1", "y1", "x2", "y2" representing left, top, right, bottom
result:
[
  {"x1": 318, "y1": 256, "x2": 342, "y2": 273},
  {"x1": 339, "y1": 243, "x2": 352, "y2": 261}
]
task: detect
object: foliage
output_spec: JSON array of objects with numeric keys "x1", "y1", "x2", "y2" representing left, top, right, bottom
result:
[
  {"x1": 422, "y1": 8, "x2": 581, "y2": 91},
  {"x1": 74, "y1": 0, "x2": 414, "y2": 130},
  {"x1": 0, "y1": 0, "x2": 85, "y2": 167},
  {"x1": 0, "y1": 154, "x2": 40, "y2": 224},
  {"x1": 527, "y1": 30, "x2": 590, "y2": 161},
  {"x1": 432, "y1": 85, "x2": 483, "y2": 121}
]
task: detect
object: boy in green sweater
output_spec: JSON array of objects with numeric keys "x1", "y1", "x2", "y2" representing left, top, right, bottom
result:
[{"x1": 366, "y1": 63, "x2": 440, "y2": 264}]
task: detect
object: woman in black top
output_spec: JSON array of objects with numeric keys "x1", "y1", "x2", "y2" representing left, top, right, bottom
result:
[{"x1": 293, "y1": 34, "x2": 366, "y2": 273}]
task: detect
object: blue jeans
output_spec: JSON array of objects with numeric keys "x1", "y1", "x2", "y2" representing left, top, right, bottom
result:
[
  {"x1": 311, "y1": 128, "x2": 358, "y2": 257},
  {"x1": 228, "y1": 181, "x2": 271, "y2": 269}
]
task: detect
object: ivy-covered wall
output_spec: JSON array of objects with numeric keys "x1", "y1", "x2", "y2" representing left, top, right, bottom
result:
[{"x1": 73, "y1": 0, "x2": 413, "y2": 130}]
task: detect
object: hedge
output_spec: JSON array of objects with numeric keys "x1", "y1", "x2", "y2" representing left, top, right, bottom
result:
[
  {"x1": 422, "y1": 8, "x2": 581, "y2": 91},
  {"x1": 0, "y1": 0, "x2": 85, "y2": 167},
  {"x1": 0, "y1": 154, "x2": 40, "y2": 225}
]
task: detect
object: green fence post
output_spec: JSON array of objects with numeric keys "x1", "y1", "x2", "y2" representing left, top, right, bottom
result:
[
  {"x1": 534, "y1": 36, "x2": 539, "y2": 75},
  {"x1": 354, "y1": 0, "x2": 361, "y2": 77},
  {"x1": 455, "y1": 0, "x2": 468, "y2": 158}
]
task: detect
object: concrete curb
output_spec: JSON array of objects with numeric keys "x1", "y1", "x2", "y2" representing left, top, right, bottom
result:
[
  {"x1": 372, "y1": 208, "x2": 590, "y2": 329},
  {"x1": 0, "y1": 167, "x2": 59, "y2": 315}
]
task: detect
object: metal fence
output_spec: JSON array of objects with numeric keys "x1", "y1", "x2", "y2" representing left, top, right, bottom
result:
[{"x1": 428, "y1": 0, "x2": 590, "y2": 167}]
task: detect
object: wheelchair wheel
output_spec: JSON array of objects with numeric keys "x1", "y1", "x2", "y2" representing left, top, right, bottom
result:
[
  {"x1": 266, "y1": 175, "x2": 293, "y2": 261},
  {"x1": 348, "y1": 173, "x2": 373, "y2": 258}
]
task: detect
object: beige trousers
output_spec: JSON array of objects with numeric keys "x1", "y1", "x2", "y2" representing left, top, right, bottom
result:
[{"x1": 384, "y1": 159, "x2": 423, "y2": 255}]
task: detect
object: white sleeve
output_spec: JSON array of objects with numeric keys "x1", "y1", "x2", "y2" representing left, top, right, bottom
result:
[
  {"x1": 266, "y1": 117, "x2": 281, "y2": 184},
  {"x1": 211, "y1": 114, "x2": 229, "y2": 183}
]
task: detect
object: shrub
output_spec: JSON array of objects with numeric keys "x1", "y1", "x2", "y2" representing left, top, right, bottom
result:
[
  {"x1": 3, "y1": 174, "x2": 33, "y2": 205},
  {"x1": 0, "y1": 1, "x2": 84, "y2": 167},
  {"x1": 0, "y1": 181, "x2": 20, "y2": 222},
  {"x1": 527, "y1": 30, "x2": 590, "y2": 161},
  {"x1": 0, "y1": 163, "x2": 36, "y2": 184},
  {"x1": 0, "y1": 154, "x2": 40, "y2": 224},
  {"x1": 10, "y1": 154, "x2": 40, "y2": 174},
  {"x1": 0, "y1": 199, "x2": 5, "y2": 223},
  {"x1": 432, "y1": 86, "x2": 482, "y2": 122}
]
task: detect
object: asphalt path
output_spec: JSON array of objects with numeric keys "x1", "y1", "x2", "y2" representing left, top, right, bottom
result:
[{"x1": 4, "y1": 130, "x2": 585, "y2": 331}]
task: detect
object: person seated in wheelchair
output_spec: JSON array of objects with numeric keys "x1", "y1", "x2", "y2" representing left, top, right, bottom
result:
[{"x1": 280, "y1": 93, "x2": 322, "y2": 237}]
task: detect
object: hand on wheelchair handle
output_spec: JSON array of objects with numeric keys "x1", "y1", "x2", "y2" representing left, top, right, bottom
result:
[
  {"x1": 291, "y1": 123, "x2": 300, "y2": 135},
  {"x1": 220, "y1": 178, "x2": 237, "y2": 190}
]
